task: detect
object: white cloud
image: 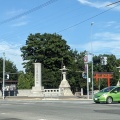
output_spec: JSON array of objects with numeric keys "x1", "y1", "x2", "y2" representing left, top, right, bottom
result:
[
  {"x1": 78, "y1": 0, "x2": 120, "y2": 11},
  {"x1": 105, "y1": 21, "x2": 116, "y2": 27},
  {"x1": 94, "y1": 32, "x2": 120, "y2": 41},
  {"x1": 6, "y1": 9, "x2": 25, "y2": 18},
  {"x1": 70, "y1": 32, "x2": 120, "y2": 58},
  {"x1": 0, "y1": 41, "x2": 24, "y2": 71},
  {"x1": 98, "y1": 21, "x2": 120, "y2": 30},
  {"x1": 92, "y1": 32, "x2": 120, "y2": 57},
  {"x1": 5, "y1": 9, "x2": 28, "y2": 27},
  {"x1": 78, "y1": 0, "x2": 110, "y2": 8},
  {"x1": 11, "y1": 21, "x2": 28, "y2": 27}
]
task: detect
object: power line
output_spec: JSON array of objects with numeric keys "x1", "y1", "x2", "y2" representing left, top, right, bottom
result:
[
  {"x1": 0, "y1": 0, "x2": 58, "y2": 25},
  {"x1": 106, "y1": 0, "x2": 120, "y2": 6},
  {"x1": 57, "y1": 3, "x2": 120, "y2": 33},
  {"x1": 0, "y1": 4, "x2": 83, "y2": 41},
  {"x1": 1, "y1": 0, "x2": 120, "y2": 42}
]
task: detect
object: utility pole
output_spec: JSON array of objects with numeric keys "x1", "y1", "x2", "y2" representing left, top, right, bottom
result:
[
  {"x1": 91, "y1": 22, "x2": 94, "y2": 99},
  {"x1": 3, "y1": 52, "x2": 5, "y2": 99}
]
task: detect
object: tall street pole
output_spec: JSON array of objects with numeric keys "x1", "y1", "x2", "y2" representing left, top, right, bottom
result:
[
  {"x1": 84, "y1": 52, "x2": 89, "y2": 99},
  {"x1": 91, "y1": 22, "x2": 94, "y2": 99},
  {"x1": 86, "y1": 62, "x2": 89, "y2": 99},
  {"x1": 3, "y1": 52, "x2": 5, "y2": 99}
]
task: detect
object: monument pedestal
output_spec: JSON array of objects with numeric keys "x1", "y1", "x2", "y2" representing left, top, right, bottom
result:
[
  {"x1": 59, "y1": 79, "x2": 73, "y2": 96},
  {"x1": 29, "y1": 86, "x2": 44, "y2": 97}
]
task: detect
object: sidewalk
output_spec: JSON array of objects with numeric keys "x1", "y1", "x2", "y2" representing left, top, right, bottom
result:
[{"x1": 0, "y1": 95, "x2": 93, "y2": 101}]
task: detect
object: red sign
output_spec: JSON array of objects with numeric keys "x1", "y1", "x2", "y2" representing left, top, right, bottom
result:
[{"x1": 84, "y1": 55, "x2": 88, "y2": 63}]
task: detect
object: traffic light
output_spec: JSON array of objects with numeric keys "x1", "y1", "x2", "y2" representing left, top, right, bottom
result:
[
  {"x1": 82, "y1": 72, "x2": 87, "y2": 79},
  {"x1": 7, "y1": 74, "x2": 9, "y2": 79},
  {"x1": 5, "y1": 74, "x2": 9, "y2": 80},
  {"x1": 101, "y1": 56, "x2": 107, "y2": 65},
  {"x1": 103, "y1": 57, "x2": 107, "y2": 65}
]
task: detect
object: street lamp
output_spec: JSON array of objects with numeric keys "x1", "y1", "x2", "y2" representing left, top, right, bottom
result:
[
  {"x1": 91, "y1": 22, "x2": 94, "y2": 99},
  {"x1": 3, "y1": 52, "x2": 5, "y2": 99},
  {"x1": 84, "y1": 51, "x2": 91, "y2": 99}
]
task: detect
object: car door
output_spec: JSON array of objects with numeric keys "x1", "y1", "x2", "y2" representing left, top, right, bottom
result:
[
  {"x1": 117, "y1": 87, "x2": 120, "y2": 101},
  {"x1": 110, "y1": 87, "x2": 119, "y2": 101}
]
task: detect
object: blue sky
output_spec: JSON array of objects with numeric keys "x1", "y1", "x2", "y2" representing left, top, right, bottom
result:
[{"x1": 0, "y1": 0, "x2": 120, "y2": 71}]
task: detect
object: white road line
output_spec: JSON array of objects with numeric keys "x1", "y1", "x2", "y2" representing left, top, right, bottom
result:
[
  {"x1": 1, "y1": 113, "x2": 6, "y2": 114},
  {"x1": 38, "y1": 119, "x2": 47, "y2": 120}
]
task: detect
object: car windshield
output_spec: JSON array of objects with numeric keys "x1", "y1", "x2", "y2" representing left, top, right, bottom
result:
[{"x1": 100, "y1": 86, "x2": 115, "y2": 92}]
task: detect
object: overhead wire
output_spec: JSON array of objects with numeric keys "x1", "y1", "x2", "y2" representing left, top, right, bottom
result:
[
  {"x1": 0, "y1": 1, "x2": 84, "y2": 41},
  {"x1": 1, "y1": 0, "x2": 120, "y2": 42},
  {"x1": 57, "y1": 2, "x2": 120, "y2": 33},
  {"x1": 0, "y1": 0, "x2": 58, "y2": 25},
  {"x1": 106, "y1": 0, "x2": 120, "y2": 6}
]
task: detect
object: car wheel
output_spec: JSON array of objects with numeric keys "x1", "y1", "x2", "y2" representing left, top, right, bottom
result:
[{"x1": 106, "y1": 97, "x2": 113, "y2": 104}]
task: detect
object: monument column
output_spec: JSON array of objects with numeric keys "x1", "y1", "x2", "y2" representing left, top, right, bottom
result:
[
  {"x1": 29, "y1": 63, "x2": 43, "y2": 97},
  {"x1": 34, "y1": 63, "x2": 42, "y2": 88}
]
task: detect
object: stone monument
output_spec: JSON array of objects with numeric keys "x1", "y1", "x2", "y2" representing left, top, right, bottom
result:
[
  {"x1": 59, "y1": 66, "x2": 73, "y2": 96},
  {"x1": 29, "y1": 63, "x2": 43, "y2": 97}
]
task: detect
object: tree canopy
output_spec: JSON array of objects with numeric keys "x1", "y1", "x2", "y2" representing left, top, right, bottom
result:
[
  {"x1": 20, "y1": 32, "x2": 120, "y2": 92},
  {"x1": 21, "y1": 33, "x2": 72, "y2": 72}
]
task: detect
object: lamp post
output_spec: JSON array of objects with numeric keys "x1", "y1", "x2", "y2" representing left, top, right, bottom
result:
[
  {"x1": 91, "y1": 22, "x2": 94, "y2": 99},
  {"x1": 86, "y1": 62, "x2": 89, "y2": 99},
  {"x1": 84, "y1": 52, "x2": 89, "y2": 99},
  {"x1": 3, "y1": 52, "x2": 5, "y2": 99}
]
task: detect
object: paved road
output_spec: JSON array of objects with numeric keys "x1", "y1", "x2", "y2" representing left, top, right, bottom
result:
[{"x1": 0, "y1": 100, "x2": 120, "y2": 120}]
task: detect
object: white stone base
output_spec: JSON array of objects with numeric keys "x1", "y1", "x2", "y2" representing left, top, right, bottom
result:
[
  {"x1": 29, "y1": 86, "x2": 44, "y2": 97},
  {"x1": 60, "y1": 87, "x2": 73, "y2": 96},
  {"x1": 64, "y1": 88, "x2": 73, "y2": 96},
  {"x1": 59, "y1": 79, "x2": 73, "y2": 96}
]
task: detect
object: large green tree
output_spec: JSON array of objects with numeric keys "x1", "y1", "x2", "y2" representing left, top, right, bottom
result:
[{"x1": 20, "y1": 33, "x2": 75, "y2": 89}]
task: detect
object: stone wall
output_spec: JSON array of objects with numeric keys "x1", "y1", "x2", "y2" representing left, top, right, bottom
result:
[
  {"x1": 17, "y1": 89, "x2": 31, "y2": 96},
  {"x1": 44, "y1": 89, "x2": 60, "y2": 97},
  {"x1": 17, "y1": 89, "x2": 60, "y2": 97}
]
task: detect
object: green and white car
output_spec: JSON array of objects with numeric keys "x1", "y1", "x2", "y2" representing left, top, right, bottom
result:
[{"x1": 94, "y1": 86, "x2": 120, "y2": 104}]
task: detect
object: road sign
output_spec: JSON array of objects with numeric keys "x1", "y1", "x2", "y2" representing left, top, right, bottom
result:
[{"x1": 84, "y1": 55, "x2": 88, "y2": 63}]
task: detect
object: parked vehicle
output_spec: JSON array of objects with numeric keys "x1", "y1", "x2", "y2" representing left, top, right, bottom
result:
[{"x1": 93, "y1": 86, "x2": 120, "y2": 104}]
